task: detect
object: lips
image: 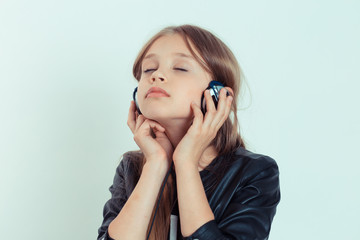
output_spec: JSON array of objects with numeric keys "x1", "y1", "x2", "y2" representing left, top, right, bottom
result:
[{"x1": 146, "y1": 87, "x2": 170, "y2": 98}]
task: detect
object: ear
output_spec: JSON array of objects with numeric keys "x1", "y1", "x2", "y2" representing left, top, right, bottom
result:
[{"x1": 224, "y1": 87, "x2": 234, "y2": 97}]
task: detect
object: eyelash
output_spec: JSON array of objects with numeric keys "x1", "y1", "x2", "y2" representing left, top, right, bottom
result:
[
  {"x1": 143, "y1": 68, "x2": 188, "y2": 73},
  {"x1": 174, "y1": 68, "x2": 187, "y2": 72},
  {"x1": 144, "y1": 69, "x2": 156, "y2": 73}
]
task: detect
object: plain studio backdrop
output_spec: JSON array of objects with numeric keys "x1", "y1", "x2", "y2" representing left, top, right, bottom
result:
[{"x1": 0, "y1": 0, "x2": 359, "y2": 239}]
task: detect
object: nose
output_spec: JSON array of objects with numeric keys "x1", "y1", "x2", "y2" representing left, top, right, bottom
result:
[{"x1": 150, "y1": 70, "x2": 166, "y2": 83}]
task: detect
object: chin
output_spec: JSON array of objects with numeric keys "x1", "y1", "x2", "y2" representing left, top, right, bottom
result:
[
  {"x1": 144, "y1": 109, "x2": 192, "y2": 123},
  {"x1": 140, "y1": 102, "x2": 193, "y2": 121},
  {"x1": 142, "y1": 109, "x2": 169, "y2": 121}
]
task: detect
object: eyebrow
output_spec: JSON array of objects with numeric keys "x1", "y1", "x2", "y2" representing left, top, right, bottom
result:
[{"x1": 143, "y1": 52, "x2": 195, "y2": 60}]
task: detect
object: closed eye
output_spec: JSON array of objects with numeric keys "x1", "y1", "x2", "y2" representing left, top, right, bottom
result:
[
  {"x1": 144, "y1": 69, "x2": 156, "y2": 73},
  {"x1": 174, "y1": 68, "x2": 187, "y2": 72}
]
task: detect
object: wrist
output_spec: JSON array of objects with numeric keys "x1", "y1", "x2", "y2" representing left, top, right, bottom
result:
[
  {"x1": 174, "y1": 159, "x2": 198, "y2": 172},
  {"x1": 144, "y1": 159, "x2": 169, "y2": 176}
]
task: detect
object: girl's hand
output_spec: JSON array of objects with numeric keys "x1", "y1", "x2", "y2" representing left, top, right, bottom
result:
[
  {"x1": 127, "y1": 101, "x2": 174, "y2": 171},
  {"x1": 173, "y1": 88, "x2": 233, "y2": 168}
]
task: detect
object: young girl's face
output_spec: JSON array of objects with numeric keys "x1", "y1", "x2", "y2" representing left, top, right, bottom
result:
[{"x1": 137, "y1": 33, "x2": 212, "y2": 121}]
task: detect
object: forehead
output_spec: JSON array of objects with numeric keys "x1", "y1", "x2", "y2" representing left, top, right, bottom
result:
[{"x1": 144, "y1": 34, "x2": 199, "y2": 60}]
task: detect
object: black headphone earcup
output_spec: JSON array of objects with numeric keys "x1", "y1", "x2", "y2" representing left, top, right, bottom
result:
[
  {"x1": 200, "y1": 89, "x2": 219, "y2": 115},
  {"x1": 201, "y1": 81, "x2": 229, "y2": 115},
  {"x1": 200, "y1": 92, "x2": 206, "y2": 115},
  {"x1": 133, "y1": 87, "x2": 142, "y2": 115}
]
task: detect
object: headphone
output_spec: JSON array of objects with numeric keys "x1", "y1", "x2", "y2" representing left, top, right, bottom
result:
[
  {"x1": 132, "y1": 86, "x2": 142, "y2": 115},
  {"x1": 133, "y1": 80, "x2": 229, "y2": 115},
  {"x1": 200, "y1": 80, "x2": 230, "y2": 115}
]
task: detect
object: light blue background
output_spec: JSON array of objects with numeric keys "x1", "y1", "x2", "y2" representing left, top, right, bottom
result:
[{"x1": 0, "y1": 0, "x2": 359, "y2": 239}]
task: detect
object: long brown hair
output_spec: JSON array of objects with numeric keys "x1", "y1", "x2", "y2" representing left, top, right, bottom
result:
[{"x1": 132, "y1": 24, "x2": 247, "y2": 239}]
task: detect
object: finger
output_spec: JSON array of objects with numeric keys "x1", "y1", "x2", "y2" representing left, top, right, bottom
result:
[
  {"x1": 148, "y1": 121, "x2": 166, "y2": 132},
  {"x1": 216, "y1": 90, "x2": 233, "y2": 130},
  {"x1": 212, "y1": 88, "x2": 230, "y2": 127},
  {"x1": 135, "y1": 114, "x2": 146, "y2": 132},
  {"x1": 153, "y1": 127, "x2": 168, "y2": 139},
  {"x1": 202, "y1": 89, "x2": 217, "y2": 129},
  {"x1": 191, "y1": 101, "x2": 204, "y2": 129},
  {"x1": 204, "y1": 89, "x2": 216, "y2": 114},
  {"x1": 137, "y1": 118, "x2": 166, "y2": 137},
  {"x1": 127, "y1": 101, "x2": 137, "y2": 133}
]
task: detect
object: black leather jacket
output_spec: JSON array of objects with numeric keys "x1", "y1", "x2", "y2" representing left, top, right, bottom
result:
[{"x1": 98, "y1": 146, "x2": 280, "y2": 240}]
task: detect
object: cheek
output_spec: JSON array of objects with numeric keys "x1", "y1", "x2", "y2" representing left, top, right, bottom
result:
[
  {"x1": 137, "y1": 80, "x2": 147, "y2": 95},
  {"x1": 181, "y1": 88, "x2": 203, "y2": 106}
]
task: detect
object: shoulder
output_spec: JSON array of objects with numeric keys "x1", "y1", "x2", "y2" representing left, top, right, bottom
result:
[
  {"x1": 109, "y1": 150, "x2": 145, "y2": 196},
  {"x1": 228, "y1": 147, "x2": 279, "y2": 181},
  {"x1": 119, "y1": 150, "x2": 143, "y2": 166},
  {"x1": 233, "y1": 147, "x2": 278, "y2": 168},
  {"x1": 116, "y1": 150, "x2": 144, "y2": 178}
]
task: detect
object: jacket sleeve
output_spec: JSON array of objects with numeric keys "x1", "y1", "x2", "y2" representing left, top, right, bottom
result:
[
  {"x1": 184, "y1": 159, "x2": 281, "y2": 240},
  {"x1": 97, "y1": 159, "x2": 128, "y2": 240}
]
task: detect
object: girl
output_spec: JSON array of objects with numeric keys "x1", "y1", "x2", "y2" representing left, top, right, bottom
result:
[{"x1": 98, "y1": 24, "x2": 280, "y2": 240}]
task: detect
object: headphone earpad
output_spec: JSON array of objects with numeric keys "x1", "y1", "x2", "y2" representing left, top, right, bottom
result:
[{"x1": 133, "y1": 87, "x2": 142, "y2": 115}]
